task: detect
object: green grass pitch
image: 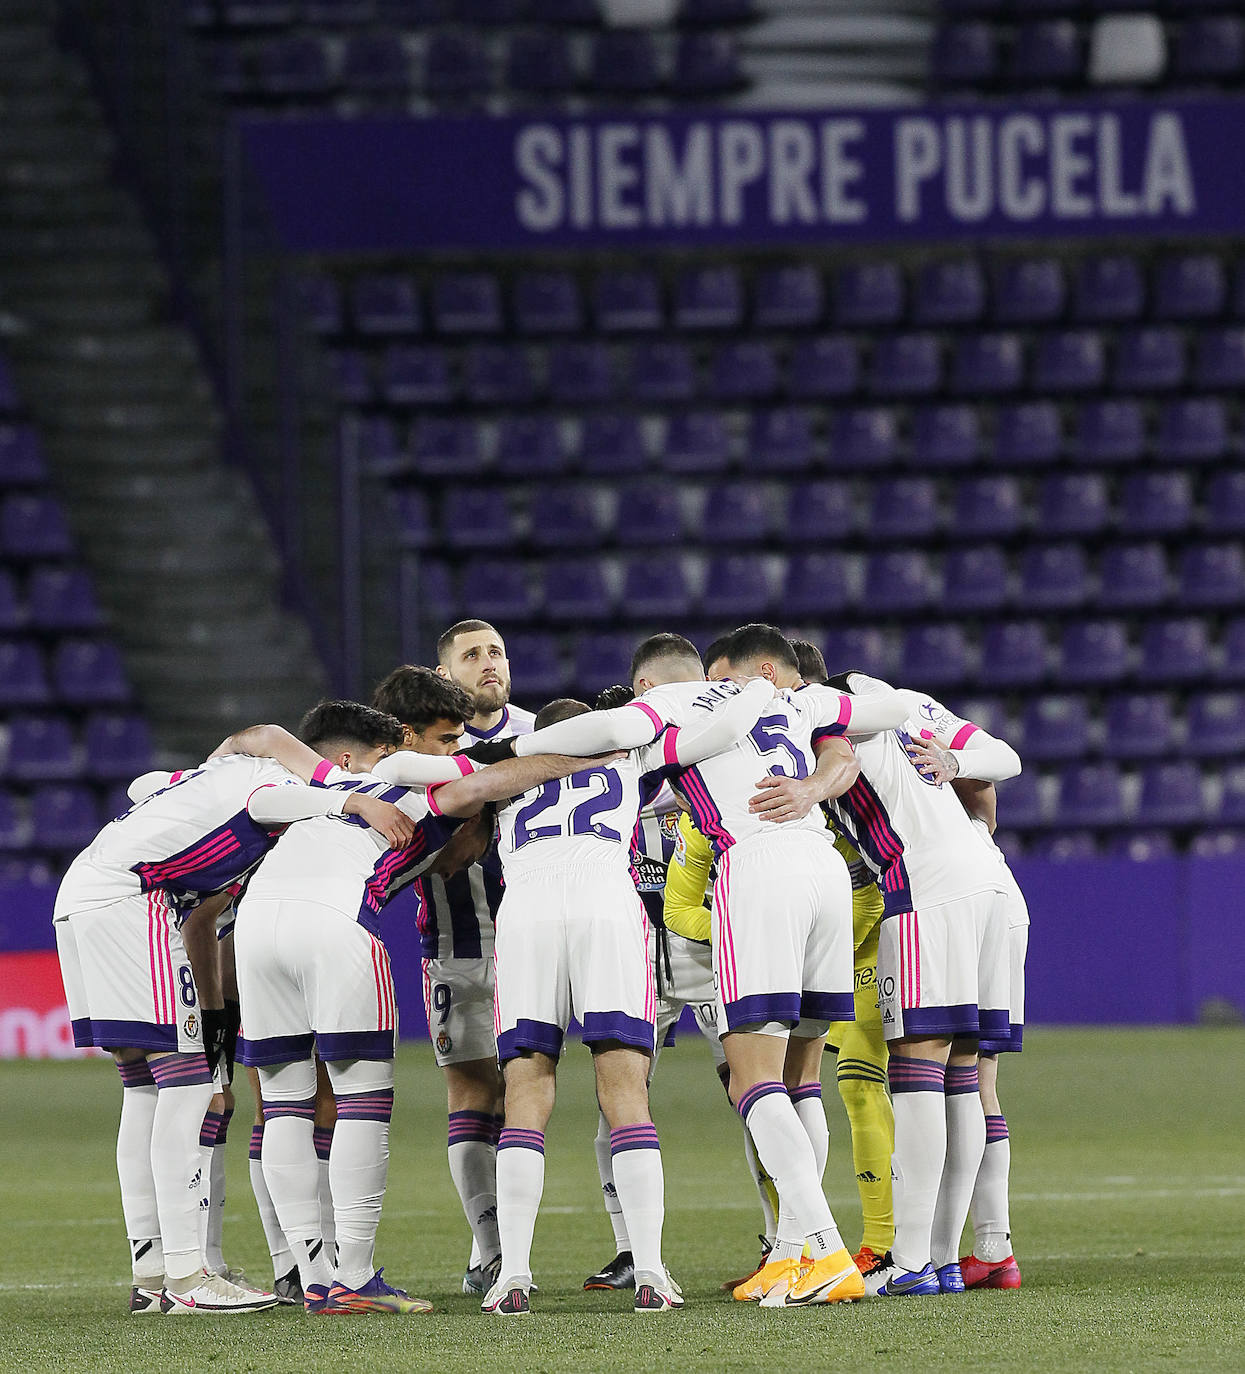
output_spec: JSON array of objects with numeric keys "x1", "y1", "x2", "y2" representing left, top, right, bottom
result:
[{"x1": 4, "y1": 1028, "x2": 1245, "y2": 1372}]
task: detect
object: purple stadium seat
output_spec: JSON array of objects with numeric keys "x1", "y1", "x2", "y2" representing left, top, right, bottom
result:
[
  {"x1": 913, "y1": 260, "x2": 985, "y2": 325},
  {"x1": 993, "y1": 771, "x2": 1045, "y2": 829},
  {"x1": 590, "y1": 30, "x2": 661, "y2": 93},
  {"x1": 0, "y1": 571, "x2": 21, "y2": 632},
  {"x1": 459, "y1": 0, "x2": 528, "y2": 21},
  {"x1": 1154, "y1": 253, "x2": 1226, "y2": 320},
  {"x1": 496, "y1": 416, "x2": 568, "y2": 477},
  {"x1": 425, "y1": 31, "x2": 491, "y2": 98},
  {"x1": 1039, "y1": 474, "x2": 1109, "y2": 536},
  {"x1": 0, "y1": 360, "x2": 18, "y2": 416},
  {"x1": 1075, "y1": 399, "x2": 1144, "y2": 463},
  {"x1": 672, "y1": 32, "x2": 743, "y2": 94},
  {"x1": 1059, "y1": 619, "x2": 1131, "y2": 685},
  {"x1": 833, "y1": 263, "x2": 904, "y2": 327},
  {"x1": 615, "y1": 483, "x2": 685, "y2": 543},
  {"x1": 1219, "y1": 618, "x2": 1245, "y2": 684},
  {"x1": 352, "y1": 274, "x2": 420, "y2": 334},
  {"x1": 979, "y1": 621, "x2": 1048, "y2": 687},
  {"x1": 710, "y1": 341, "x2": 779, "y2": 401},
  {"x1": 1136, "y1": 762, "x2": 1205, "y2": 826},
  {"x1": 663, "y1": 412, "x2": 731, "y2": 474},
  {"x1": 1104, "y1": 693, "x2": 1176, "y2": 759},
  {"x1": 622, "y1": 558, "x2": 692, "y2": 618},
  {"x1": 822, "y1": 626, "x2": 895, "y2": 680},
  {"x1": 1180, "y1": 543, "x2": 1245, "y2": 606},
  {"x1": 506, "y1": 31, "x2": 576, "y2": 92},
  {"x1": 1186, "y1": 691, "x2": 1245, "y2": 758},
  {"x1": 1073, "y1": 256, "x2": 1144, "y2": 322},
  {"x1": 1223, "y1": 768, "x2": 1245, "y2": 825},
  {"x1": 681, "y1": 0, "x2": 757, "y2": 22},
  {"x1": 0, "y1": 790, "x2": 28, "y2": 850},
  {"x1": 459, "y1": 559, "x2": 536, "y2": 623},
  {"x1": 1191, "y1": 829, "x2": 1245, "y2": 858},
  {"x1": 531, "y1": 488, "x2": 605, "y2": 548},
  {"x1": 1174, "y1": 16, "x2": 1245, "y2": 81},
  {"x1": 254, "y1": 36, "x2": 333, "y2": 96},
  {"x1": 53, "y1": 639, "x2": 130, "y2": 705},
  {"x1": 1204, "y1": 472, "x2": 1245, "y2": 533},
  {"x1": 0, "y1": 427, "x2": 47, "y2": 486},
  {"x1": 930, "y1": 22, "x2": 999, "y2": 84},
  {"x1": 30, "y1": 784, "x2": 100, "y2": 852},
  {"x1": 910, "y1": 404, "x2": 980, "y2": 467},
  {"x1": 629, "y1": 341, "x2": 697, "y2": 403},
  {"x1": 513, "y1": 271, "x2": 581, "y2": 333},
  {"x1": 414, "y1": 559, "x2": 454, "y2": 623},
  {"x1": 949, "y1": 332, "x2": 1023, "y2": 395},
  {"x1": 1107, "y1": 830, "x2": 1176, "y2": 862},
  {"x1": 410, "y1": 417, "x2": 485, "y2": 477},
  {"x1": 1058, "y1": 762, "x2": 1124, "y2": 826},
  {"x1": 1097, "y1": 542, "x2": 1169, "y2": 609},
  {"x1": 943, "y1": 546, "x2": 1009, "y2": 612},
  {"x1": 993, "y1": 257, "x2": 1064, "y2": 324},
  {"x1": 594, "y1": 271, "x2": 662, "y2": 333},
  {"x1": 754, "y1": 265, "x2": 823, "y2": 329},
  {"x1": 1018, "y1": 544, "x2": 1090, "y2": 610},
  {"x1": 1019, "y1": 695, "x2": 1090, "y2": 762},
  {"x1": 787, "y1": 336, "x2": 860, "y2": 399},
  {"x1": 306, "y1": 1, "x2": 377, "y2": 22},
  {"x1": 294, "y1": 276, "x2": 342, "y2": 334},
  {"x1": 899, "y1": 624, "x2": 970, "y2": 688},
  {"x1": 1029, "y1": 831, "x2": 1100, "y2": 861},
  {"x1": 1120, "y1": 471, "x2": 1194, "y2": 535},
  {"x1": 353, "y1": 415, "x2": 403, "y2": 473},
  {"x1": 381, "y1": 345, "x2": 453, "y2": 406},
  {"x1": 993, "y1": 401, "x2": 1061, "y2": 465},
  {"x1": 1137, "y1": 617, "x2": 1213, "y2": 683},
  {"x1": 1008, "y1": 19, "x2": 1082, "y2": 83},
  {"x1": 221, "y1": 0, "x2": 296, "y2": 18},
  {"x1": 868, "y1": 477, "x2": 940, "y2": 542},
  {"x1": 433, "y1": 274, "x2": 502, "y2": 334},
  {"x1": 1114, "y1": 327, "x2": 1186, "y2": 391},
  {"x1": 325, "y1": 348, "x2": 372, "y2": 404},
  {"x1": 952, "y1": 476, "x2": 1023, "y2": 538},
  {"x1": 1194, "y1": 328, "x2": 1245, "y2": 389},
  {"x1": 503, "y1": 633, "x2": 566, "y2": 697},
  {"x1": 543, "y1": 558, "x2": 613, "y2": 623},
  {"x1": 463, "y1": 344, "x2": 534, "y2": 404},
  {"x1": 6, "y1": 715, "x2": 78, "y2": 782},
  {"x1": 391, "y1": 488, "x2": 430, "y2": 547},
  {"x1": 27, "y1": 566, "x2": 103, "y2": 631},
  {"x1": 704, "y1": 483, "x2": 774, "y2": 544},
  {"x1": 442, "y1": 489, "x2": 516, "y2": 550},
  {"x1": 829, "y1": 407, "x2": 898, "y2": 470},
  {"x1": 579, "y1": 414, "x2": 647, "y2": 475},
  {"x1": 573, "y1": 633, "x2": 634, "y2": 696},
  {"x1": 548, "y1": 341, "x2": 615, "y2": 403},
  {"x1": 2, "y1": 495, "x2": 73, "y2": 559},
  {"x1": 340, "y1": 32, "x2": 410, "y2": 93},
  {"x1": 870, "y1": 334, "x2": 941, "y2": 397},
  {"x1": 862, "y1": 551, "x2": 936, "y2": 613},
  {"x1": 700, "y1": 554, "x2": 773, "y2": 619},
  {"x1": 1154, "y1": 398, "x2": 1228, "y2": 463},
  {"x1": 785, "y1": 480, "x2": 855, "y2": 544},
  {"x1": 1033, "y1": 330, "x2": 1105, "y2": 392},
  {"x1": 784, "y1": 553, "x2": 859, "y2": 619},
  {"x1": 748, "y1": 408, "x2": 815, "y2": 472},
  {"x1": 674, "y1": 267, "x2": 744, "y2": 331}
]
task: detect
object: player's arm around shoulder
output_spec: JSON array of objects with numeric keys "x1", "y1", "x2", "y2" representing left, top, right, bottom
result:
[
  {"x1": 431, "y1": 750, "x2": 621, "y2": 817},
  {"x1": 207, "y1": 723, "x2": 332, "y2": 784}
]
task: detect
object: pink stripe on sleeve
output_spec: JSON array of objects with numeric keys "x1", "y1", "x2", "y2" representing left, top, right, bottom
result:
[
  {"x1": 427, "y1": 784, "x2": 446, "y2": 816},
  {"x1": 949, "y1": 723, "x2": 979, "y2": 750},
  {"x1": 168, "y1": 770, "x2": 183, "y2": 784},
  {"x1": 311, "y1": 759, "x2": 334, "y2": 785},
  {"x1": 452, "y1": 754, "x2": 475, "y2": 777},
  {"x1": 663, "y1": 726, "x2": 682, "y2": 767},
  {"x1": 836, "y1": 695, "x2": 852, "y2": 731},
  {"x1": 629, "y1": 699, "x2": 665, "y2": 737}
]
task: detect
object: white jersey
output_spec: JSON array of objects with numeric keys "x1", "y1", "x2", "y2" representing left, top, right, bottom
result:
[
  {"x1": 971, "y1": 817, "x2": 1031, "y2": 929},
  {"x1": 826, "y1": 675, "x2": 1004, "y2": 918},
  {"x1": 53, "y1": 755, "x2": 348, "y2": 921}
]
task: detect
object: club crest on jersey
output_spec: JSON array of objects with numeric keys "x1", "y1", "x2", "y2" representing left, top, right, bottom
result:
[
  {"x1": 184, "y1": 1013, "x2": 198, "y2": 1039},
  {"x1": 436, "y1": 1030, "x2": 453, "y2": 1057},
  {"x1": 659, "y1": 812, "x2": 680, "y2": 842}
]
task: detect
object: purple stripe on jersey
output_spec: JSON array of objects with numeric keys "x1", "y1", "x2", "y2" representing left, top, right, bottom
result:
[
  {"x1": 737, "y1": 1079, "x2": 787, "y2": 1121},
  {"x1": 497, "y1": 1017, "x2": 564, "y2": 1064},
  {"x1": 237, "y1": 1031, "x2": 317, "y2": 1068},
  {"x1": 315, "y1": 1029, "x2": 395, "y2": 1063},
  {"x1": 249, "y1": 1125, "x2": 264, "y2": 1161},
  {"x1": 838, "y1": 773, "x2": 913, "y2": 918},
  {"x1": 888, "y1": 1057, "x2": 946, "y2": 1094},
  {"x1": 199, "y1": 1109, "x2": 226, "y2": 1147},
  {"x1": 313, "y1": 1125, "x2": 334, "y2": 1160},
  {"x1": 149, "y1": 1053, "x2": 212, "y2": 1089},
  {"x1": 71, "y1": 1017, "x2": 93, "y2": 1048},
  {"x1": 722, "y1": 991, "x2": 802, "y2": 1033},
  {"x1": 336, "y1": 1090, "x2": 394, "y2": 1124},
  {"x1": 131, "y1": 811, "x2": 279, "y2": 899},
  {"x1": 945, "y1": 1064, "x2": 980, "y2": 1096},
  {"x1": 610, "y1": 1123, "x2": 660, "y2": 1154},
  {"x1": 985, "y1": 1114, "x2": 1010, "y2": 1144},
  {"x1": 263, "y1": 1096, "x2": 316, "y2": 1122},
  {"x1": 895, "y1": 1002, "x2": 985, "y2": 1040},
  {"x1": 679, "y1": 765, "x2": 734, "y2": 856},
  {"x1": 801, "y1": 990, "x2": 856, "y2": 1024},
  {"x1": 448, "y1": 1110, "x2": 496, "y2": 1146},
  {"x1": 790, "y1": 1083, "x2": 822, "y2": 1103},
  {"x1": 579, "y1": 1010, "x2": 655, "y2": 1055},
  {"x1": 117, "y1": 1058, "x2": 156, "y2": 1089},
  {"x1": 497, "y1": 1127, "x2": 544, "y2": 1154},
  {"x1": 358, "y1": 813, "x2": 462, "y2": 936}
]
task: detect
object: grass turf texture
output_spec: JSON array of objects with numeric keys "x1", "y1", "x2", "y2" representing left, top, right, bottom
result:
[{"x1": 3, "y1": 1028, "x2": 1245, "y2": 1372}]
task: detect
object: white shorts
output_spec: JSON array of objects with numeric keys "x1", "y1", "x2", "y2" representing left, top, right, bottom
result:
[
  {"x1": 712, "y1": 829, "x2": 855, "y2": 1038},
  {"x1": 980, "y1": 872, "x2": 1029, "y2": 1054},
  {"x1": 654, "y1": 932, "x2": 722, "y2": 1068},
  {"x1": 423, "y1": 956, "x2": 497, "y2": 1067},
  {"x1": 493, "y1": 865, "x2": 655, "y2": 1063},
  {"x1": 234, "y1": 898, "x2": 397, "y2": 1066},
  {"x1": 53, "y1": 892, "x2": 204, "y2": 1054},
  {"x1": 876, "y1": 888, "x2": 1009, "y2": 1043}
]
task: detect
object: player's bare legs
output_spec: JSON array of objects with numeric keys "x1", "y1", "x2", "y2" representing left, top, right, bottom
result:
[
  {"x1": 491, "y1": 1051, "x2": 556, "y2": 1304},
  {"x1": 112, "y1": 1047, "x2": 164, "y2": 1309},
  {"x1": 963, "y1": 1053, "x2": 1020, "y2": 1287},
  {"x1": 931, "y1": 1039, "x2": 987, "y2": 1289},
  {"x1": 445, "y1": 1057, "x2": 505, "y2": 1278}
]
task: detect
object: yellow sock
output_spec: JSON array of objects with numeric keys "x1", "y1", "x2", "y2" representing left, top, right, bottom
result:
[{"x1": 836, "y1": 1015, "x2": 894, "y2": 1255}]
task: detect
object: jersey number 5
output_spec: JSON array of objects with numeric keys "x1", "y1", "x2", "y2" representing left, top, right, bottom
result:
[{"x1": 748, "y1": 715, "x2": 810, "y2": 780}]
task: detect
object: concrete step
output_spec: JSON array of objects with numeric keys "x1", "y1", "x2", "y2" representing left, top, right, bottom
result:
[
  {"x1": 17, "y1": 358, "x2": 210, "y2": 405},
  {"x1": 14, "y1": 325, "x2": 198, "y2": 368},
  {"x1": 38, "y1": 396, "x2": 220, "y2": 433},
  {"x1": 8, "y1": 258, "x2": 167, "y2": 296},
  {"x1": 1, "y1": 292, "x2": 164, "y2": 331},
  {"x1": 51, "y1": 430, "x2": 220, "y2": 470},
  {"x1": 3, "y1": 183, "x2": 131, "y2": 224},
  {"x1": 0, "y1": 220, "x2": 155, "y2": 260},
  {"x1": 0, "y1": 122, "x2": 114, "y2": 163}
]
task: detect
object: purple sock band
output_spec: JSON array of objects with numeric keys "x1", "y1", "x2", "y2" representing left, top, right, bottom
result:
[
  {"x1": 790, "y1": 1083, "x2": 823, "y2": 1103},
  {"x1": 150, "y1": 1053, "x2": 213, "y2": 1090},
  {"x1": 262, "y1": 1095, "x2": 316, "y2": 1122},
  {"x1": 497, "y1": 1127, "x2": 545, "y2": 1154},
  {"x1": 313, "y1": 1125, "x2": 335, "y2": 1160},
  {"x1": 945, "y1": 1064, "x2": 980, "y2": 1096},
  {"x1": 888, "y1": 1056, "x2": 947, "y2": 1094},
  {"x1": 737, "y1": 1080, "x2": 788, "y2": 1122},
  {"x1": 985, "y1": 1114, "x2": 1010, "y2": 1144},
  {"x1": 491, "y1": 1112, "x2": 505, "y2": 1146},
  {"x1": 448, "y1": 1109, "x2": 496, "y2": 1146},
  {"x1": 610, "y1": 1123, "x2": 660, "y2": 1154},
  {"x1": 336, "y1": 1090, "x2": 394, "y2": 1124},
  {"x1": 217, "y1": 1105, "x2": 233, "y2": 1143},
  {"x1": 249, "y1": 1125, "x2": 264, "y2": 1161},
  {"x1": 199, "y1": 1109, "x2": 226, "y2": 1148},
  {"x1": 117, "y1": 1058, "x2": 156, "y2": 1089}
]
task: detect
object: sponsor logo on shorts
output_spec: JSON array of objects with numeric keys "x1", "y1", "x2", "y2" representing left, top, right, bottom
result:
[
  {"x1": 881, "y1": 1008, "x2": 894, "y2": 1025},
  {"x1": 184, "y1": 1013, "x2": 198, "y2": 1039},
  {"x1": 435, "y1": 1030, "x2": 453, "y2": 1057},
  {"x1": 877, "y1": 975, "x2": 896, "y2": 1000}
]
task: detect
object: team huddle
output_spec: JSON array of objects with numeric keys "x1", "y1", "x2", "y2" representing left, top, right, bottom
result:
[{"x1": 52, "y1": 618, "x2": 1029, "y2": 1316}]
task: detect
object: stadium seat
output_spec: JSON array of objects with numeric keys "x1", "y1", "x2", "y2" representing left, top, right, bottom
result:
[
  {"x1": 930, "y1": 22, "x2": 999, "y2": 85},
  {"x1": 1180, "y1": 544, "x2": 1245, "y2": 607},
  {"x1": 1039, "y1": 474, "x2": 1110, "y2": 536},
  {"x1": 593, "y1": 271, "x2": 662, "y2": 332},
  {"x1": 615, "y1": 483, "x2": 685, "y2": 543},
  {"x1": 1222, "y1": 768, "x2": 1245, "y2": 825},
  {"x1": 910, "y1": 404, "x2": 980, "y2": 467},
  {"x1": 1186, "y1": 691, "x2": 1245, "y2": 759},
  {"x1": 1057, "y1": 761, "x2": 1125, "y2": 826},
  {"x1": 1018, "y1": 543, "x2": 1090, "y2": 609},
  {"x1": 753, "y1": 265, "x2": 823, "y2": 328},
  {"x1": 410, "y1": 417, "x2": 486, "y2": 478},
  {"x1": 549, "y1": 341, "x2": 615, "y2": 403},
  {"x1": 0, "y1": 642, "x2": 51, "y2": 706},
  {"x1": 1059, "y1": 619, "x2": 1131, "y2": 685},
  {"x1": 1019, "y1": 694, "x2": 1090, "y2": 761},
  {"x1": 442, "y1": 489, "x2": 516, "y2": 550},
  {"x1": 433, "y1": 273, "x2": 503, "y2": 334},
  {"x1": 629, "y1": 341, "x2": 697, "y2": 402},
  {"x1": 543, "y1": 557, "x2": 615, "y2": 622},
  {"x1": 1073, "y1": 255, "x2": 1145, "y2": 322},
  {"x1": 579, "y1": 414, "x2": 647, "y2": 474},
  {"x1": 53, "y1": 639, "x2": 130, "y2": 704},
  {"x1": 672, "y1": 32, "x2": 743, "y2": 94},
  {"x1": 993, "y1": 401, "x2": 1061, "y2": 465},
  {"x1": 783, "y1": 553, "x2": 860, "y2": 618},
  {"x1": 822, "y1": 626, "x2": 895, "y2": 680},
  {"x1": 709, "y1": 341, "x2": 780, "y2": 401},
  {"x1": 700, "y1": 553, "x2": 773, "y2": 618},
  {"x1": 703, "y1": 483, "x2": 774, "y2": 544},
  {"x1": 1154, "y1": 398, "x2": 1228, "y2": 463},
  {"x1": 293, "y1": 276, "x2": 342, "y2": 334},
  {"x1": 1097, "y1": 542, "x2": 1170, "y2": 610},
  {"x1": 787, "y1": 336, "x2": 860, "y2": 399},
  {"x1": 748, "y1": 408, "x2": 816, "y2": 473},
  {"x1": 1119, "y1": 471, "x2": 1194, "y2": 535},
  {"x1": 30, "y1": 783, "x2": 100, "y2": 852},
  {"x1": 1104, "y1": 692, "x2": 1176, "y2": 759},
  {"x1": 1137, "y1": 617, "x2": 1213, "y2": 683},
  {"x1": 899, "y1": 624, "x2": 971, "y2": 688},
  {"x1": 674, "y1": 266, "x2": 744, "y2": 330},
  {"x1": 1033, "y1": 330, "x2": 1105, "y2": 392},
  {"x1": 832, "y1": 262, "x2": 904, "y2": 327},
  {"x1": 221, "y1": 0, "x2": 297, "y2": 20},
  {"x1": 952, "y1": 476, "x2": 1023, "y2": 538},
  {"x1": 1204, "y1": 472, "x2": 1245, "y2": 533},
  {"x1": 1136, "y1": 762, "x2": 1205, "y2": 826},
  {"x1": 589, "y1": 30, "x2": 662, "y2": 93},
  {"x1": 380, "y1": 345, "x2": 454, "y2": 406},
  {"x1": 325, "y1": 349, "x2": 372, "y2": 404},
  {"x1": 340, "y1": 32, "x2": 410, "y2": 93},
  {"x1": 1194, "y1": 328, "x2": 1245, "y2": 389},
  {"x1": 868, "y1": 477, "x2": 939, "y2": 542},
  {"x1": 458, "y1": 559, "x2": 537, "y2": 622},
  {"x1": 949, "y1": 332, "x2": 1023, "y2": 395},
  {"x1": 1190, "y1": 829, "x2": 1245, "y2": 858},
  {"x1": 993, "y1": 257, "x2": 1065, "y2": 324},
  {"x1": 622, "y1": 557, "x2": 692, "y2": 617},
  {"x1": 1154, "y1": 253, "x2": 1226, "y2": 320},
  {"x1": 464, "y1": 344, "x2": 535, "y2": 405},
  {"x1": 0, "y1": 790, "x2": 29, "y2": 850},
  {"x1": 943, "y1": 546, "x2": 1010, "y2": 612},
  {"x1": 1219, "y1": 618, "x2": 1245, "y2": 684},
  {"x1": 829, "y1": 407, "x2": 898, "y2": 470},
  {"x1": 5, "y1": 715, "x2": 79, "y2": 782},
  {"x1": 391, "y1": 489, "x2": 430, "y2": 547},
  {"x1": 785, "y1": 479, "x2": 855, "y2": 544},
  {"x1": 993, "y1": 770, "x2": 1045, "y2": 828},
  {"x1": 862, "y1": 551, "x2": 936, "y2": 612},
  {"x1": 1075, "y1": 399, "x2": 1144, "y2": 463},
  {"x1": 506, "y1": 32, "x2": 578, "y2": 93},
  {"x1": 573, "y1": 632, "x2": 634, "y2": 696},
  {"x1": 513, "y1": 271, "x2": 581, "y2": 333},
  {"x1": 424, "y1": 31, "x2": 491, "y2": 98},
  {"x1": 1114, "y1": 327, "x2": 1186, "y2": 391},
  {"x1": 1029, "y1": 831, "x2": 1099, "y2": 862},
  {"x1": 0, "y1": 571, "x2": 21, "y2": 633},
  {"x1": 913, "y1": 259, "x2": 986, "y2": 325},
  {"x1": 503, "y1": 633, "x2": 567, "y2": 697},
  {"x1": 352, "y1": 275, "x2": 420, "y2": 334},
  {"x1": 1, "y1": 495, "x2": 73, "y2": 559},
  {"x1": 0, "y1": 427, "x2": 48, "y2": 486},
  {"x1": 27, "y1": 567, "x2": 103, "y2": 632},
  {"x1": 496, "y1": 416, "x2": 569, "y2": 477},
  {"x1": 1011, "y1": 18, "x2": 1082, "y2": 83},
  {"x1": 254, "y1": 35, "x2": 334, "y2": 97},
  {"x1": 663, "y1": 411, "x2": 731, "y2": 473},
  {"x1": 530, "y1": 487, "x2": 605, "y2": 549},
  {"x1": 1173, "y1": 16, "x2": 1245, "y2": 81},
  {"x1": 1107, "y1": 831, "x2": 1176, "y2": 862},
  {"x1": 353, "y1": 415, "x2": 403, "y2": 472},
  {"x1": 870, "y1": 334, "x2": 942, "y2": 397}
]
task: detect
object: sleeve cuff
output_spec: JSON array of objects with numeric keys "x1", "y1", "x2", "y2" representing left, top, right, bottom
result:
[
  {"x1": 629, "y1": 699, "x2": 665, "y2": 737},
  {"x1": 311, "y1": 758, "x2": 335, "y2": 786},
  {"x1": 949, "y1": 723, "x2": 978, "y2": 750}
]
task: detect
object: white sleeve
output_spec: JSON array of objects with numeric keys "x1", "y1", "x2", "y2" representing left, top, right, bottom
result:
[
  {"x1": 127, "y1": 771, "x2": 174, "y2": 804},
  {"x1": 899, "y1": 688, "x2": 1021, "y2": 782},
  {"x1": 371, "y1": 752, "x2": 477, "y2": 786},
  {"x1": 513, "y1": 701, "x2": 666, "y2": 757},
  {"x1": 245, "y1": 782, "x2": 350, "y2": 825},
  {"x1": 808, "y1": 683, "x2": 909, "y2": 738},
  {"x1": 665, "y1": 678, "x2": 773, "y2": 766}
]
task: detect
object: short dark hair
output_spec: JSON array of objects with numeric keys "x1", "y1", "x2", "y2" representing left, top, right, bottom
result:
[
  {"x1": 371, "y1": 664, "x2": 474, "y2": 730},
  {"x1": 630, "y1": 632, "x2": 701, "y2": 686},
  {"x1": 535, "y1": 697, "x2": 590, "y2": 730},
  {"x1": 594, "y1": 684, "x2": 635, "y2": 711},
  {"x1": 790, "y1": 639, "x2": 828, "y2": 684},
  {"x1": 298, "y1": 700, "x2": 404, "y2": 755},
  {"x1": 723, "y1": 623, "x2": 799, "y2": 674},
  {"x1": 436, "y1": 618, "x2": 500, "y2": 665},
  {"x1": 702, "y1": 635, "x2": 733, "y2": 673}
]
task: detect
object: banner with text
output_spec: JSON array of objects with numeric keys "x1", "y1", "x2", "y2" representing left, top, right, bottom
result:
[{"x1": 239, "y1": 99, "x2": 1244, "y2": 255}]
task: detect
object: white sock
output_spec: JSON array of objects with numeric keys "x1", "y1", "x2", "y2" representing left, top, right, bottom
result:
[
  {"x1": 314, "y1": 1124, "x2": 336, "y2": 1253},
  {"x1": 594, "y1": 1110, "x2": 630, "y2": 1252},
  {"x1": 495, "y1": 1129, "x2": 545, "y2": 1282},
  {"x1": 888, "y1": 1057, "x2": 948, "y2": 1273},
  {"x1": 248, "y1": 1124, "x2": 295, "y2": 1280},
  {"x1": 148, "y1": 1056, "x2": 215, "y2": 1283},
  {"x1": 972, "y1": 1115, "x2": 1013, "y2": 1261},
  {"x1": 448, "y1": 1111, "x2": 501, "y2": 1264},
  {"x1": 258, "y1": 1062, "x2": 328, "y2": 1290},
  {"x1": 329, "y1": 1092, "x2": 393, "y2": 1289},
  {"x1": 741, "y1": 1125, "x2": 778, "y2": 1247},
  {"x1": 738, "y1": 1082, "x2": 842, "y2": 1257},
  {"x1": 116, "y1": 1060, "x2": 161, "y2": 1284},
  {"x1": 770, "y1": 1083, "x2": 832, "y2": 1263},
  {"x1": 608, "y1": 1125, "x2": 665, "y2": 1277},
  {"x1": 198, "y1": 1106, "x2": 232, "y2": 1275},
  {"x1": 932, "y1": 1065, "x2": 987, "y2": 1268}
]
